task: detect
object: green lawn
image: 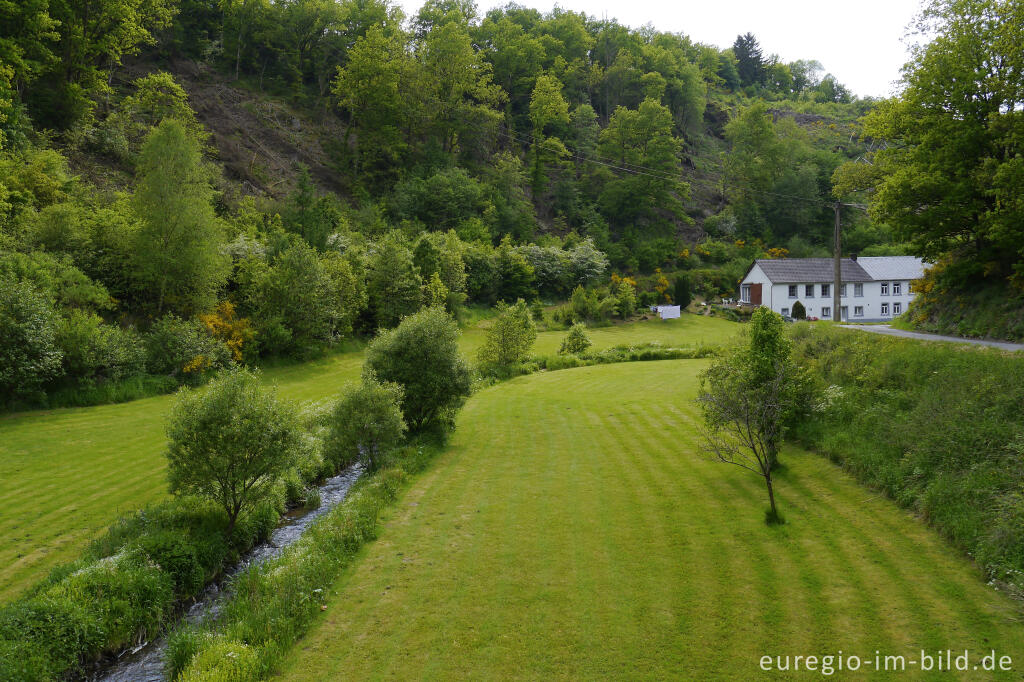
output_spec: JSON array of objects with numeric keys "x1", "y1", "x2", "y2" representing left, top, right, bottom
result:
[
  {"x1": 280, "y1": 360, "x2": 1024, "y2": 679},
  {"x1": 0, "y1": 314, "x2": 736, "y2": 601}
]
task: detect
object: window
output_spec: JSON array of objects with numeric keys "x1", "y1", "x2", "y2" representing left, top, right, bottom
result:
[
  {"x1": 741, "y1": 284, "x2": 751, "y2": 302},
  {"x1": 880, "y1": 281, "x2": 889, "y2": 295},
  {"x1": 788, "y1": 285, "x2": 797, "y2": 298},
  {"x1": 854, "y1": 283, "x2": 863, "y2": 297},
  {"x1": 781, "y1": 308, "x2": 789, "y2": 317},
  {"x1": 821, "y1": 283, "x2": 830, "y2": 297},
  {"x1": 854, "y1": 306, "x2": 864, "y2": 317},
  {"x1": 840, "y1": 283, "x2": 847, "y2": 297},
  {"x1": 881, "y1": 302, "x2": 890, "y2": 316},
  {"x1": 909, "y1": 280, "x2": 916, "y2": 294},
  {"x1": 822, "y1": 306, "x2": 831, "y2": 319},
  {"x1": 893, "y1": 281, "x2": 902, "y2": 295},
  {"x1": 805, "y1": 284, "x2": 814, "y2": 298},
  {"x1": 893, "y1": 302, "x2": 902, "y2": 315},
  {"x1": 840, "y1": 306, "x2": 848, "y2": 321}
]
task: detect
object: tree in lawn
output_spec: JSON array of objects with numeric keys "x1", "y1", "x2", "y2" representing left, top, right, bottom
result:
[
  {"x1": 366, "y1": 234, "x2": 423, "y2": 329},
  {"x1": 132, "y1": 119, "x2": 228, "y2": 317},
  {"x1": 791, "y1": 300, "x2": 806, "y2": 320},
  {"x1": 325, "y1": 373, "x2": 406, "y2": 472},
  {"x1": 477, "y1": 298, "x2": 537, "y2": 374},
  {"x1": 696, "y1": 307, "x2": 805, "y2": 523},
  {"x1": 559, "y1": 322, "x2": 591, "y2": 355},
  {"x1": 363, "y1": 306, "x2": 472, "y2": 433},
  {"x1": 673, "y1": 274, "x2": 692, "y2": 309},
  {"x1": 165, "y1": 368, "x2": 301, "y2": 533}
]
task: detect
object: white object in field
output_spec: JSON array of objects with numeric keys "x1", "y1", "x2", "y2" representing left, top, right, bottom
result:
[{"x1": 655, "y1": 305, "x2": 680, "y2": 320}]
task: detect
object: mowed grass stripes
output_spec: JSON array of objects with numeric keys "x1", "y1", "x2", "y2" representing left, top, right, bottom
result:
[
  {"x1": 0, "y1": 315, "x2": 736, "y2": 601},
  {"x1": 279, "y1": 361, "x2": 1024, "y2": 680}
]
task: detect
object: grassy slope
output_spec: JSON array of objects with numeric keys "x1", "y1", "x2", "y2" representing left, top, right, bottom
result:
[
  {"x1": 0, "y1": 315, "x2": 735, "y2": 601},
  {"x1": 280, "y1": 361, "x2": 1024, "y2": 679}
]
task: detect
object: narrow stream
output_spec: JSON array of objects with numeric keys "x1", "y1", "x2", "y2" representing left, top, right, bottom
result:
[{"x1": 95, "y1": 465, "x2": 362, "y2": 682}]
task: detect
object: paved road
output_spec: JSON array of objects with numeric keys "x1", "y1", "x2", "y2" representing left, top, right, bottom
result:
[{"x1": 840, "y1": 324, "x2": 1024, "y2": 351}]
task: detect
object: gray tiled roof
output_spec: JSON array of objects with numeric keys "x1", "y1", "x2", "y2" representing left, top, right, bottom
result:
[
  {"x1": 754, "y1": 258, "x2": 873, "y2": 283},
  {"x1": 856, "y1": 256, "x2": 926, "y2": 280}
]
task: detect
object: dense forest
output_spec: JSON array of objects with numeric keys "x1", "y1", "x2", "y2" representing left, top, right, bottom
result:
[{"x1": 0, "y1": 0, "x2": 1019, "y2": 407}]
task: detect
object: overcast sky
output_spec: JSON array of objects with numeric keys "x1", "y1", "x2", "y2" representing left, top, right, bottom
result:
[{"x1": 395, "y1": 0, "x2": 925, "y2": 98}]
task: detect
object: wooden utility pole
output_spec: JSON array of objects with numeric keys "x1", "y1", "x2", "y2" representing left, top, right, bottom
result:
[{"x1": 833, "y1": 202, "x2": 841, "y2": 323}]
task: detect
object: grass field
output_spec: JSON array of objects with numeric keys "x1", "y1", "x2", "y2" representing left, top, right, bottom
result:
[
  {"x1": 280, "y1": 361, "x2": 1024, "y2": 679},
  {"x1": 0, "y1": 314, "x2": 736, "y2": 601}
]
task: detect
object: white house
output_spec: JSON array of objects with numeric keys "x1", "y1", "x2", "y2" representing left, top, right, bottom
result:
[{"x1": 738, "y1": 256, "x2": 926, "y2": 322}]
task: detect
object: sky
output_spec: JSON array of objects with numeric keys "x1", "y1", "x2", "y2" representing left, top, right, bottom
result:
[{"x1": 395, "y1": 0, "x2": 925, "y2": 98}]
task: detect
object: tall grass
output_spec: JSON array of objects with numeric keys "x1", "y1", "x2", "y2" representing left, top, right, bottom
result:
[{"x1": 790, "y1": 323, "x2": 1024, "y2": 591}]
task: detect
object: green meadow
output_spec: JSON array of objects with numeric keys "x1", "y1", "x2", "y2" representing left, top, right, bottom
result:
[
  {"x1": 279, "y1": 361, "x2": 1024, "y2": 679},
  {"x1": 0, "y1": 314, "x2": 735, "y2": 601}
]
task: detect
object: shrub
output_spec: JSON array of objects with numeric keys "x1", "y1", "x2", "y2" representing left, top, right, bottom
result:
[
  {"x1": 145, "y1": 314, "x2": 231, "y2": 381},
  {"x1": 477, "y1": 299, "x2": 537, "y2": 374},
  {"x1": 55, "y1": 310, "x2": 146, "y2": 383},
  {"x1": 325, "y1": 375, "x2": 407, "y2": 472},
  {"x1": 559, "y1": 323, "x2": 592, "y2": 355},
  {"x1": 166, "y1": 368, "x2": 303, "y2": 532},
  {"x1": 363, "y1": 306, "x2": 471, "y2": 432},
  {"x1": 0, "y1": 278, "x2": 63, "y2": 401},
  {"x1": 791, "y1": 300, "x2": 806, "y2": 320},
  {"x1": 673, "y1": 274, "x2": 692, "y2": 308}
]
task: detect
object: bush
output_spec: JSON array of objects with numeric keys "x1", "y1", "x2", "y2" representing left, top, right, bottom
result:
[
  {"x1": 166, "y1": 368, "x2": 303, "y2": 532},
  {"x1": 791, "y1": 300, "x2": 806, "y2": 320},
  {"x1": 0, "y1": 278, "x2": 63, "y2": 402},
  {"x1": 55, "y1": 310, "x2": 146, "y2": 383},
  {"x1": 559, "y1": 323, "x2": 592, "y2": 355},
  {"x1": 363, "y1": 307, "x2": 471, "y2": 432},
  {"x1": 477, "y1": 299, "x2": 537, "y2": 374},
  {"x1": 325, "y1": 375, "x2": 407, "y2": 472},
  {"x1": 145, "y1": 314, "x2": 231, "y2": 381}
]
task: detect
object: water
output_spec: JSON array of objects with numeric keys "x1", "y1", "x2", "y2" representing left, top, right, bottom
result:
[{"x1": 95, "y1": 465, "x2": 362, "y2": 682}]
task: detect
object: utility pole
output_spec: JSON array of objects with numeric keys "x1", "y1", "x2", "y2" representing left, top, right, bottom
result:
[{"x1": 833, "y1": 201, "x2": 841, "y2": 323}]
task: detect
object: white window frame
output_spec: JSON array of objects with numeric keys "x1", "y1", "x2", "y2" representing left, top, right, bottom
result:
[
  {"x1": 893, "y1": 302, "x2": 902, "y2": 315},
  {"x1": 893, "y1": 281, "x2": 902, "y2": 295},
  {"x1": 781, "y1": 307, "x2": 789, "y2": 317},
  {"x1": 788, "y1": 285, "x2": 798, "y2": 298},
  {"x1": 880, "y1": 282, "x2": 889, "y2": 296},
  {"x1": 854, "y1": 283, "x2": 863, "y2": 297},
  {"x1": 854, "y1": 306, "x2": 864, "y2": 317},
  {"x1": 881, "y1": 302, "x2": 890, "y2": 316},
  {"x1": 839, "y1": 283, "x2": 847, "y2": 297},
  {"x1": 741, "y1": 284, "x2": 751, "y2": 303},
  {"x1": 821, "y1": 283, "x2": 830, "y2": 297},
  {"x1": 805, "y1": 284, "x2": 814, "y2": 298},
  {"x1": 822, "y1": 306, "x2": 831, "y2": 319}
]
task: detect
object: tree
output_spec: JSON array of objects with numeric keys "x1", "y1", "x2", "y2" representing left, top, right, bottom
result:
[
  {"x1": 673, "y1": 274, "x2": 691, "y2": 308},
  {"x1": 696, "y1": 308, "x2": 805, "y2": 522},
  {"x1": 862, "y1": 0, "x2": 1024, "y2": 286},
  {"x1": 165, "y1": 368, "x2": 301, "y2": 533},
  {"x1": 325, "y1": 374, "x2": 407, "y2": 472},
  {"x1": 731, "y1": 33, "x2": 765, "y2": 87},
  {"x1": 494, "y1": 235, "x2": 536, "y2": 302},
  {"x1": 477, "y1": 298, "x2": 536, "y2": 373},
  {"x1": 0, "y1": 279, "x2": 63, "y2": 402},
  {"x1": 559, "y1": 322, "x2": 591, "y2": 355},
  {"x1": 363, "y1": 306, "x2": 471, "y2": 432},
  {"x1": 132, "y1": 119, "x2": 227, "y2": 316},
  {"x1": 366, "y1": 235, "x2": 423, "y2": 328},
  {"x1": 528, "y1": 73, "x2": 571, "y2": 194}
]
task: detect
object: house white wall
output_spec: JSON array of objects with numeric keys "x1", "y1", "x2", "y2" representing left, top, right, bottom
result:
[{"x1": 740, "y1": 275, "x2": 918, "y2": 321}]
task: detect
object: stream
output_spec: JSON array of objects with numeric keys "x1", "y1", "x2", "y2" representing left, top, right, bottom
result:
[{"x1": 94, "y1": 464, "x2": 363, "y2": 682}]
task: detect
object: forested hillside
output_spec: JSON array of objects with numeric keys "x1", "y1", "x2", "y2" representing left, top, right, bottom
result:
[{"x1": 4, "y1": 0, "x2": 1015, "y2": 409}]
